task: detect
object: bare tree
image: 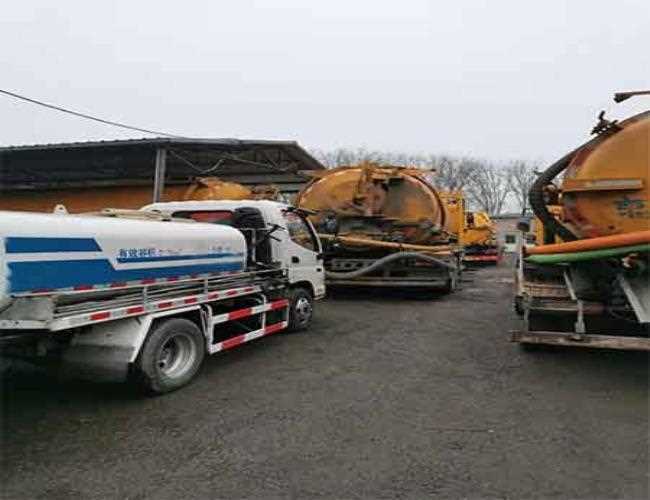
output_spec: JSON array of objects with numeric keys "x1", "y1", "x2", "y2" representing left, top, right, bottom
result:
[
  {"x1": 427, "y1": 155, "x2": 482, "y2": 192},
  {"x1": 311, "y1": 147, "x2": 385, "y2": 168},
  {"x1": 506, "y1": 160, "x2": 538, "y2": 214},
  {"x1": 465, "y1": 162, "x2": 512, "y2": 215},
  {"x1": 311, "y1": 147, "x2": 432, "y2": 169}
]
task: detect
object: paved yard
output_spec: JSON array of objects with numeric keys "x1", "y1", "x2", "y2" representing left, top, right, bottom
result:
[{"x1": 1, "y1": 261, "x2": 648, "y2": 499}]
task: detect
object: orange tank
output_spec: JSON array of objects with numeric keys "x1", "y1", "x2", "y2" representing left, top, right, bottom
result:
[
  {"x1": 183, "y1": 177, "x2": 283, "y2": 201},
  {"x1": 183, "y1": 177, "x2": 253, "y2": 201},
  {"x1": 561, "y1": 111, "x2": 650, "y2": 238},
  {"x1": 295, "y1": 162, "x2": 449, "y2": 246}
]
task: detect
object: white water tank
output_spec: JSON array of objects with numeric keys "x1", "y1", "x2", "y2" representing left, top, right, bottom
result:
[{"x1": 0, "y1": 210, "x2": 247, "y2": 298}]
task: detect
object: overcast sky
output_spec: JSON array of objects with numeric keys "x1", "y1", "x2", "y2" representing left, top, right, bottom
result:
[{"x1": 2, "y1": 0, "x2": 648, "y2": 162}]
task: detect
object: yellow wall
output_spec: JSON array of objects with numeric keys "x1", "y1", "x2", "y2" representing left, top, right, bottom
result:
[{"x1": 0, "y1": 185, "x2": 192, "y2": 213}]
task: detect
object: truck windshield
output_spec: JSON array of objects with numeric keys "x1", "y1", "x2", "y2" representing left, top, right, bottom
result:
[{"x1": 282, "y1": 211, "x2": 318, "y2": 251}]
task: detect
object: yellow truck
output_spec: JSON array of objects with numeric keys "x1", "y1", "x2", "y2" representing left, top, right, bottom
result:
[{"x1": 440, "y1": 191, "x2": 502, "y2": 264}]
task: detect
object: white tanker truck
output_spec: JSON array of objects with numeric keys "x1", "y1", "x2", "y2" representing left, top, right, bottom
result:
[{"x1": 0, "y1": 200, "x2": 325, "y2": 394}]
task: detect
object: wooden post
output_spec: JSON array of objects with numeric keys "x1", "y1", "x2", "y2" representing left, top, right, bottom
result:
[{"x1": 153, "y1": 148, "x2": 167, "y2": 202}]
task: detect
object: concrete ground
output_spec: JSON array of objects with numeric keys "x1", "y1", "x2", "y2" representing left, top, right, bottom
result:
[{"x1": 1, "y1": 261, "x2": 648, "y2": 499}]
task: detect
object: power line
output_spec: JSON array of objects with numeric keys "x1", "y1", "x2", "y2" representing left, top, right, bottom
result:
[{"x1": 0, "y1": 88, "x2": 183, "y2": 138}]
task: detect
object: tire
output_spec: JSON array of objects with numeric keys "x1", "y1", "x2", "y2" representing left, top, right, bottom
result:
[
  {"x1": 286, "y1": 287, "x2": 314, "y2": 332},
  {"x1": 136, "y1": 318, "x2": 205, "y2": 394},
  {"x1": 514, "y1": 296, "x2": 524, "y2": 316}
]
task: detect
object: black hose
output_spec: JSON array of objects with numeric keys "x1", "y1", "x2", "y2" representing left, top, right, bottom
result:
[
  {"x1": 325, "y1": 251, "x2": 456, "y2": 279},
  {"x1": 528, "y1": 127, "x2": 616, "y2": 242},
  {"x1": 528, "y1": 149, "x2": 579, "y2": 242}
]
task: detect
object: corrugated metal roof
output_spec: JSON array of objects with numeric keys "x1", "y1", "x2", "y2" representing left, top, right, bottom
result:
[
  {"x1": 0, "y1": 137, "x2": 324, "y2": 191},
  {"x1": 0, "y1": 137, "x2": 305, "y2": 152}
]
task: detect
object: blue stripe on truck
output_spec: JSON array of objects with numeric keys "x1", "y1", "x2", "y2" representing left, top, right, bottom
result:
[
  {"x1": 116, "y1": 252, "x2": 244, "y2": 263},
  {"x1": 7, "y1": 259, "x2": 245, "y2": 292},
  {"x1": 5, "y1": 237, "x2": 101, "y2": 253}
]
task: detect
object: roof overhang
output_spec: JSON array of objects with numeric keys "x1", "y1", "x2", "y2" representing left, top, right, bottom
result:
[{"x1": 0, "y1": 137, "x2": 324, "y2": 191}]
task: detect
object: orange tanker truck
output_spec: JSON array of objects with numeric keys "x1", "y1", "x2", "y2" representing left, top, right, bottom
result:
[
  {"x1": 295, "y1": 162, "x2": 462, "y2": 292},
  {"x1": 513, "y1": 91, "x2": 650, "y2": 350}
]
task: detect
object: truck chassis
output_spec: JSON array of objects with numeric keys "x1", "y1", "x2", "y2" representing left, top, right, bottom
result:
[
  {"x1": 512, "y1": 247, "x2": 650, "y2": 351},
  {"x1": 1, "y1": 269, "x2": 295, "y2": 392},
  {"x1": 325, "y1": 252, "x2": 462, "y2": 291}
]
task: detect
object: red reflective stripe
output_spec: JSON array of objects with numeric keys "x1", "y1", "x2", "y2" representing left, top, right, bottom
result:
[
  {"x1": 225, "y1": 290, "x2": 238, "y2": 296},
  {"x1": 208, "y1": 292, "x2": 220, "y2": 299},
  {"x1": 110, "y1": 282, "x2": 127, "y2": 288},
  {"x1": 221, "y1": 334, "x2": 246, "y2": 350},
  {"x1": 126, "y1": 306, "x2": 145, "y2": 314},
  {"x1": 74, "y1": 285, "x2": 94, "y2": 291},
  {"x1": 270, "y1": 299, "x2": 289, "y2": 310},
  {"x1": 264, "y1": 322, "x2": 285, "y2": 335},
  {"x1": 244, "y1": 287, "x2": 255, "y2": 292},
  {"x1": 166, "y1": 276, "x2": 179, "y2": 282},
  {"x1": 229, "y1": 307, "x2": 253, "y2": 321},
  {"x1": 184, "y1": 297, "x2": 198, "y2": 304},
  {"x1": 158, "y1": 301, "x2": 173, "y2": 309},
  {"x1": 90, "y1": 311, "x2": 111, "y2": 321},
  {"x1": 141, "y1": 278, "x2": 156, "y2": 285}
]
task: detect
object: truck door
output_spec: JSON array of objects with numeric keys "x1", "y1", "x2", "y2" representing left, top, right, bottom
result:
[{"x1": 280, "y1": 210, "x2": 325, "y2": 298}]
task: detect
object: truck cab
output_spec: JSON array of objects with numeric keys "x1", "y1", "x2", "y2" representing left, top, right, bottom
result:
[{"x1": 142, "y1": 200, "x2": 325, "y2": 327}]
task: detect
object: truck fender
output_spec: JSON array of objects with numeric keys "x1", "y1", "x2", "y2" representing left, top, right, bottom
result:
[{"x1": 62, "y1": 306, "x2": 201, "y2": 382}]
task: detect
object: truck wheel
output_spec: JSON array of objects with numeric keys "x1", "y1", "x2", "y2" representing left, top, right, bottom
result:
[
  {"x1": 287, "y1": 288, "x2": 313, "y2": 332},
  {"x1": 442, "y1": 275, "x2": 457, "y2": 294},
  {"x1": 136, "y1": 318, "x2": 205, "y2": 394},
  {"x1": 514, "y1": 296, "x2": 524, "y2": 316}
]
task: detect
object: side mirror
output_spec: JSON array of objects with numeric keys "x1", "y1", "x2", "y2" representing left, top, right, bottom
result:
[{"x1": 316, "y1": 252, "x2": 324, "y2": 261}]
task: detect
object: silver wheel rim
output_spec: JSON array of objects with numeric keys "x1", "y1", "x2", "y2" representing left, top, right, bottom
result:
[
  {"x1": 157, "y1": 332, "x2": 197, "y2": 379},
  {"x1": 294, "y1": 296, "x2": 312, "y2": 326}
]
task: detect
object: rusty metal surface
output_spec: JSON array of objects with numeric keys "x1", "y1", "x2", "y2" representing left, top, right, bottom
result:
[{"x1": 296, "y1": 162, "x2": 450, "y2": 249}]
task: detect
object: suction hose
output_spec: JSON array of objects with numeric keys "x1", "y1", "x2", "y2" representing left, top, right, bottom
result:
[
  {"x1": 529, "y1": 128, "x2": 615, "y2": 242},
  {"x1": 325, "y1": 251, "x2": 456, "y2": 279},
  {"x1": 528, "y1": 149, "x2": 579, "y2": 242}
]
